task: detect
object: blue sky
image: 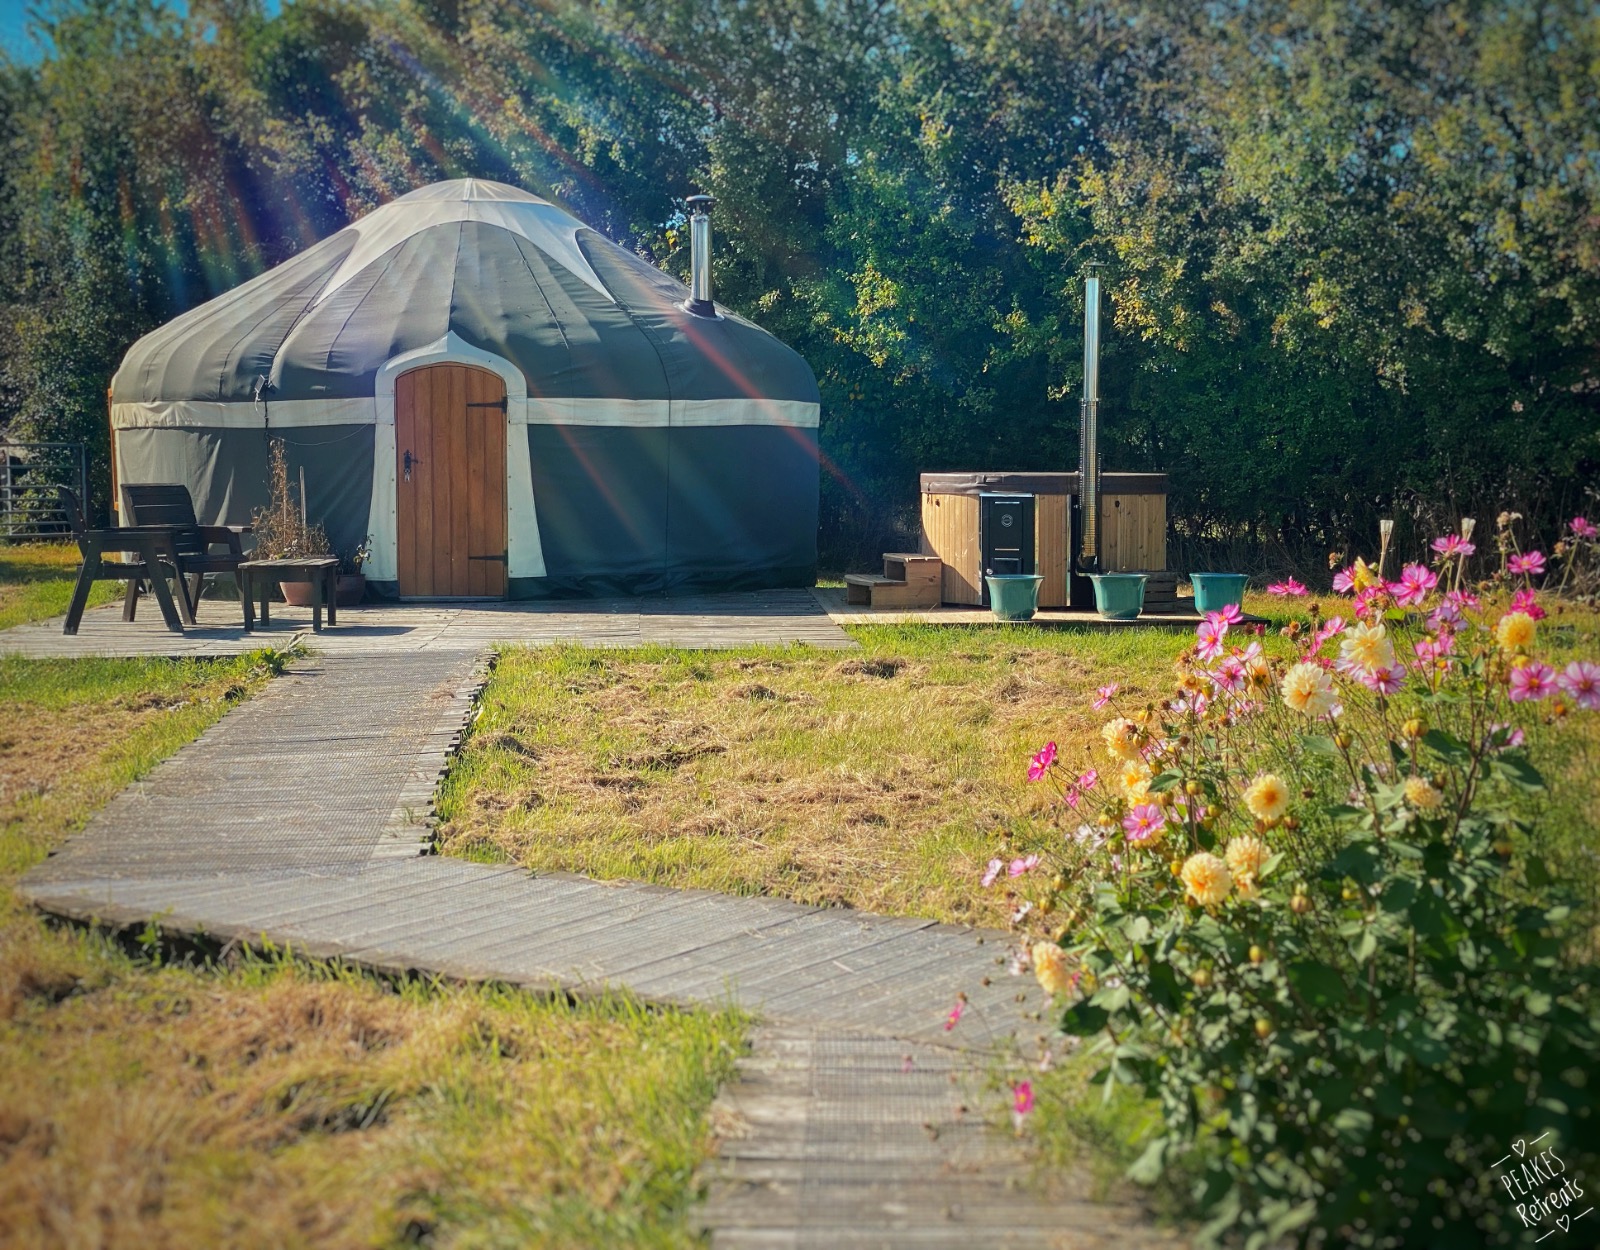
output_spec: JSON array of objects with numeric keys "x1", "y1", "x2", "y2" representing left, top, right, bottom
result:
[{"x1": 2, "y1": 1, "x2": 283, "y2": 63}]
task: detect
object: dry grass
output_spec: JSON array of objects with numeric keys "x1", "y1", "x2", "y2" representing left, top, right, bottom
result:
[
  {"x1": 0, "y1": 542, "x2": 120, "y2": 632},
  {"x1": 0, "y1": 650, "x2": 744, "y2": 1249},
  {"x1": 437, "y1": 625, "x2": 1199, "y2": 927}
]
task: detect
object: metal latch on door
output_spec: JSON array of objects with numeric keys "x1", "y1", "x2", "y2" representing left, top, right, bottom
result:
[
  {"x1": 403, "y1": 449, "x2": 420, "y2": 482},
  {"x1": 469, "y1": 552, "x2": 508, "y2": 563},
  {"x1": 467, "y1": 397, "x2": 508, "y2": 412}
]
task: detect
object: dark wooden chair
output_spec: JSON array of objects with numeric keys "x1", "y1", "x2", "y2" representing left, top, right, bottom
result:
[
  {"x1": 120, "y1": 483, "x2": 249, "y2": 622},
  {"x1": 57, "y1": 486, "x2": 185, "y2": 635}
]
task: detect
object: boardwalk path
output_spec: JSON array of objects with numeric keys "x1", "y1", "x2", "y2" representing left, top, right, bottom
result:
[{"x1": 16, "y1": 595, "x2": 1177, "y2": 1248}]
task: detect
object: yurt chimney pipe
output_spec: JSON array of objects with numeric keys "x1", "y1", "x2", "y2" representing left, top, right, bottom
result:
[
  {"x1": 1075, "y1": 264, "x2": 1103, "y2": 574},
  {"x1": 684, "y1": 195, "x2": 718, "y2": 317}
]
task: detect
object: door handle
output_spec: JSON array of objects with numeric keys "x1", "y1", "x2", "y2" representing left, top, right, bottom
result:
[{"x1": 403, "y1": 449, "x2": 420, "y2": 482}]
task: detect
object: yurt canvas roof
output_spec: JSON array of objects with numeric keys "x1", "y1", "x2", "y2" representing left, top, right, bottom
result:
[{"x1": 111, "y1": 178, "x2": 819, "y2": 419}]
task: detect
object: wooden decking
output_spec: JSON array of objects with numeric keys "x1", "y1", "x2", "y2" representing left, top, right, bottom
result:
[{"x1": 0, "y1": 589, "x2": 860, "y2": 657}]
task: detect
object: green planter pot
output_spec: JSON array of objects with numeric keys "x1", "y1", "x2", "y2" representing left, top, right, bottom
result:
[
  {"x1": 1088, "y1": 573, "x2": 1147, "y2": 620},
  {"x1": 985, "y1": 574, "x2": 1044, "y2": 622},
  {"x1": 1190, "y1": 573, "x2": 1249, "y2": 615}
]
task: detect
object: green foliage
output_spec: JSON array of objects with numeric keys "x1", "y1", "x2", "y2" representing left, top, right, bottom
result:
[
  {"x1": 1, "y1": 1, "x2": 1596, "y2": 554},
  {"x1": 1031, "y1": 560, "x2": 1600, "y2": 1244}
]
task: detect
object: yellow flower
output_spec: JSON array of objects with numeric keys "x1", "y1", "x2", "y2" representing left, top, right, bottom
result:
[
  {"x1": 1242, "y1": 774, "x2": 1289, "y2": 824},
  {"x1": 1119, "y1": 758, "x2": 1154, "y2": 802},
  {"x1": 1181, "y1": 852, "x2": 1232, "y2": 906},
  {"x1": 1495, "y1": 611, "x2": 1536, "y2": 654},
  {"x1": 1282, "y1": 662, "x2": 1337, "y2": 717},
  {"x1": 1032, "y1": 942, "x2": 1074, "y2": 997},
  {"x1": 1226, "y1": 834, "x2": 1269, "y2": 881},
  {"x1": 1338, "y1": 621, "x2": 1395, "y2": 674},
  {"x1": 1101, "y1": 717, "x2": 1143, "y2": 760},
  {"x1": 1404, "y1": 776, "x2": 1444, "y2": 810},
  {"x1": 1352, "y1": 557, "x2": 1381, "y2": 590}
]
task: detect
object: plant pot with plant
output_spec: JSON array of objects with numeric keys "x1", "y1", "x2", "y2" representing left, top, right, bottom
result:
[
  {"x1": 250, "y1": 438, "x2": 332, "y2": 606},
  {"x1": 336, "y1": 538, "x2": 371, "y2": 607}
]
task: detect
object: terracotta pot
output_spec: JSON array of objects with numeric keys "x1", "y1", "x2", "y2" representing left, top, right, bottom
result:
[{"x1": 280, "y1": 580, "x2": 317, "y2": 607}]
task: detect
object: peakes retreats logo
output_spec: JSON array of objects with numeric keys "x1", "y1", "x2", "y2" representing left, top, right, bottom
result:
[{"x1": 1492, "y1": 1132, "x2": 1591, "y2": 1241}]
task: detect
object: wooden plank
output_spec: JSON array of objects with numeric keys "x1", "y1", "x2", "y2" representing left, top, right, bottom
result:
[
  {"x1": 919, "y1": 493, "x2": 981, "y2": 604},
  {"x1": 466, "y1": 369, "x2": 487, "y2": 597},
  {"x1": 482, "y1": 368, "x2": 507, "y2": 597},
  {"x1": 396, "y1": 372, "x2": 414, "y2": 595},
  {"x1": 448, "y1": 365, "x2": 470, "y2": 595},
  {"x1": 1035, "y1": 493, "x2": 1069, "y2": 608},
  {"x1": 412, "y1": 369, "x2": 436, "y2": 597}
]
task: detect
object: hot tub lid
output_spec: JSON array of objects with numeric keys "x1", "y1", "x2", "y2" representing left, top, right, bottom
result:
[{"x1": 919, "y1": 471, "x2": 1167, "y2": 497}]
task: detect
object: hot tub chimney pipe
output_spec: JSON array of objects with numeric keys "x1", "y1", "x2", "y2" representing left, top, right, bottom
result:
[
  {"x1": 1075, "y1": 265, "x2": 1103, "y2": 573},
  {"x1": 684, "y1": 194, "x2": 717, "y2": 317}
]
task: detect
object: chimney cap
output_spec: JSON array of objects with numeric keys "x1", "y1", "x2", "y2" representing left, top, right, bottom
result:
[{"x1": 685, "y1": 194, "x2": 717, "y2": 214}]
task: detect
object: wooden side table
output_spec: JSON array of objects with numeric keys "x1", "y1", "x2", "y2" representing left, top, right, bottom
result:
[
  {"x1": 239, "y1": 558, "x2": 340, "y2": 632},
  {"x1": 64, "y1": 527, "x2": 186, "y2": 635}
]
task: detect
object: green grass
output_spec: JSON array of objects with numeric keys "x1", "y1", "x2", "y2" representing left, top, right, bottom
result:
[
  {"x1": 437, "y1": 623, "x2": 1198, "y2": 926},
  {"x1": 0, "y1": 648, "x2": 747, "y2": 1249},
  {"x1": 0, "y1": 541, "x2": 121, "y2": 631}
]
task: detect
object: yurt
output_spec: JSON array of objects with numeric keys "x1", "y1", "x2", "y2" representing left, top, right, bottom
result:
[{"x1": 109, "y1": 179, "x2": 820, "y2": 598}]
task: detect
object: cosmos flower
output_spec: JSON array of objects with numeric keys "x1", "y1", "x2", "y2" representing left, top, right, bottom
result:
[
  {"x1": 1571, "y1": 516, "x2": 1598, "y2": 540},
  {"x1": 1092, "y1": 683, "x2": 1119, "y2": 710},
  {"x1": 1210, "y1": 603, "x2": 1246, "y2": 626},
  {"x1": 1508, "y1": 551, "x2": 1546, "y2": 577},
  {"x1": 1122, "y1": 801, "x2": 1166, "y2": 842},
  {"x1": 1360, "y1": 663, "x2": 1407, "y2": 697},
  {"x1": 1557, "y1": 660, "x2": 1600, "y2": 711},
  {"x1": 1509, "y1": 588, "x2": 1546, "y2": 621},
  {"x1": 1430, "y1": 534, "x2": 1476, "y2": 559},
  {"x1": 1309, "y1": 615, "x2": 1347, "y2": 650},
  {"x1": 1508, "y1": 661, "x2": 1557, "y2": 703},
  {"x1": 981, "y1": 858, "x2": 1003, "y2": 887},
  {"x1": 1027, "y1": 741, "x2": 1058, "y2": 781},
  {"x1": 1390, "y1": 563, "x2": 1437, "y2": 607},
  {"x1": 1196, "y1": 617, "x2": 1228, "y2": 662},
  {"x1": 1009, "y1": 854, "x2": 1041, "y2": 878},
  {"x1": 1331, "y1": 566, "x2": 1357, "y2": 593},
  {"x1": 944, "y1": 999, "x2": 966, "y2": 1031},
  {"x1": 1267, "y1": 578, "x2": 1307, "y2": 596}
]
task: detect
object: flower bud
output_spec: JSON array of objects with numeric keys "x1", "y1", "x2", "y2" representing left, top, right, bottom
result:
[
  {"x1": 1283, "y1": 815, "x2": 1301, "y2": 831},
  {"x1": 1249, "y1": 945, "x2": 1266, "y2": 965},
  {"x1": 1334, "y1": 733, "x2": 1352, "y2": 750},
  {"x1": 1402, "y1": 717, "x2": 1426, "y2": 740},
  {"x1": 1254, "y1": 1017, "x2": 1273, "y2": 1039},
  {"x1": 1184, "y1": 780, "x2": 1202, "y2": 797},
  {"x1": 1192, "y1": 967, "x2": 1213, "y2": 989},
  {"x1": 1290, "y1": 892, "x2": 1312, "y2": 915}
]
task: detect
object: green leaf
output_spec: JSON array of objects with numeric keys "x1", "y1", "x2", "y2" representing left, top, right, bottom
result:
[
  {"x1": 1288, "y1": 960, "x2": 1347, "y2": 1007},
  {"x1": 1381, "y1": 878, "x2": 1418, "y2": 912},
  {"x1": 1061, "y1": 1001, "x2": 1109, "y2": 1035},
  {"x1": 1421, "y1": 728, "x2": 1470, "y2": 765},
  {"x1": 1351, "y1": 929, "x2": 1378, "y2": 963},
  {"x1": 1490, "y1": 754, "x2": 1546, "y2": 791},
  {"x1": 1148, "y1": 770, "x2": 1183, "y2": 793},
  {"x1": 1525, "y1": 856, "x2": 1552, "y2": 888},
  {"x1": 1126, "y1": 1136, "x2": 1169, "y2": 1185},
  {"x1": 1301, "y1": 733, "x2": 1339, "y2": 756}
]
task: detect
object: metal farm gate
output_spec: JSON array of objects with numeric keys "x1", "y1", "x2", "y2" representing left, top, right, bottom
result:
[{"x1": 0, "y1": 441, "x2": 89, "y2": 539}]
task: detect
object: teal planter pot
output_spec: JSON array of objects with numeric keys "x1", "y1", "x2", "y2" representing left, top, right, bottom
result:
[
  {"x1": 1191, "y1": 573, "x2": 1249, "y2": 615},
  {"x1": 985, "y1": 574, "x2": 1044, "y2": 622},
  {"x1": 1089, "y1": 573, "x2": 1147, "y2": 620}
]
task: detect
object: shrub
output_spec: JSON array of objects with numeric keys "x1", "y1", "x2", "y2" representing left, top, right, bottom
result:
[{"x1": 1020, "y1": 521, "x2": 1600, "y2": 1247}]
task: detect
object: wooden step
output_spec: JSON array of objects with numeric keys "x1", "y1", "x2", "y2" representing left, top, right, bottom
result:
[{"x1": 844, "y1": 568, "x2": 941, "y2": 608}]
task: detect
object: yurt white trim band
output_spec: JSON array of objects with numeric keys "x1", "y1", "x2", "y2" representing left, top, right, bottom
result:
[{"x1": 110, "y1": 398, "x2": 820, "y2": 430}]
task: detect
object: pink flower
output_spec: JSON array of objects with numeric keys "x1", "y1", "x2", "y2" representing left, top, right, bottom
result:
[
  {"x1": 1210, "y1": 603, "x2": 1246, "y2": 626},
  {"x1": 1430, "y1": 534, "x2": 1476, "y2": 560},
  {"x1": 1009, "y1": 854, "x2": 1041, "y2": 878},
  {"x1": 1509, "y1": 588, "x2": 1546, "y2": 621},
  {"x1": 1122, "y1": 802, "x2": 1166, "y2": 842},
  {"x1": 1352, "y1": 586, "x2": 1388, "y2": 619},
  {"x1": 981, "y1": 858, "x2": 1003, "y2": 888},
  {"x1": 1570, "y1": 516, "x2": 1598, "y2": 540},
  {"x1": 1309, "y1": 615, "x2": 1347, "y2": 650},
  {"x1": 1413, "y1": 634, "x2": 1456, "y2": 670},
  {"x1": 1360, "y1": 663, "x2": 1407, "y2": 697},
  {"x1": 1332, "y1": 566, "x2": 1357, "y2": 593},
  {"x1": 1445, "y1": 589, "x2": 1481, "y2": 613},
  {"x1": 1027, "y1": 741, "x2": 1058, "y2": 781},
  {"x1": 1487, "y1": 722, "x2": 1526, "y2": 751},
  {"x1": 1557, "y1": 660, "x2": 1600, "y2": 711},
  {"x1": 1013, "y1": 1080, "x2": 1035, "y2": 1118},
  {"x1": 1509, "y1": 662, "x2": 1558, "y2": 703},
  {"x1": 1092, "y1": 683, "x2": 1119, "y2": 710},
  {"x1": 1508, "y1": 551, "x2": 1546, "y2": 577},
  {"x1": 1196, "y1": 617, "x2": 1227, "y2": 662},
  {"x1": 1390, "y1": 563, "x2": 1438, "y2": 607},
  {"x1": 944, "y1": 999, "x2": 965, "y2": 1032},
  {"x1": 1267, "y1": 578, "x2": 1307, "y2": 596},
  {"x1": 1077, "y1": 768, "x2": 1099, "y2": 792},
  {"x1": 1211, "y1": 655, "x2": 1246, "y2": 693}
]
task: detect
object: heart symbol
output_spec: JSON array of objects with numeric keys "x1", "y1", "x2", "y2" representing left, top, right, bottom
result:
[
  {"x1": 1512, "y1": 1139, "x2": 1527, "y2": 1158},
  {"x1": 1557, "y1": 1215, "x2": 1570, "y2": 1233}
]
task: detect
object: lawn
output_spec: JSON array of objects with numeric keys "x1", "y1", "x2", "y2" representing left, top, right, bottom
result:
[
  {"x1": 0, "y1": 650, "x2": 745, "y2": 1249},
  {"x1": 0, "y1": 541, "x2": 120, "y2": 632},
  {"x1": 436, "y1": 621, "x2": 1201, "y2": 927},
  {"x1": 438, "y1": 591, "x2": 1600, "y2": 929}
]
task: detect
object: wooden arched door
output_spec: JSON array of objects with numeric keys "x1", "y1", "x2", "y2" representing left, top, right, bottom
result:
[{"x1": 395, "y1": 364, "x2": 508, "y2": 598}]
